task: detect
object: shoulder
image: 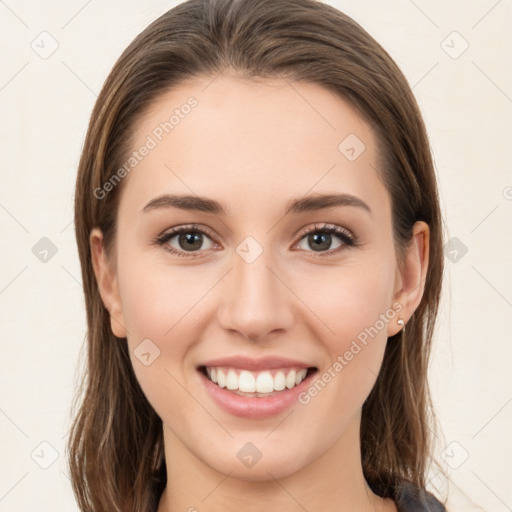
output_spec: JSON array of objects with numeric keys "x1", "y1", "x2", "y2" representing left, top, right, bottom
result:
[{"x1": 394, "y1": 480, "x2": 446, "y2": 512}]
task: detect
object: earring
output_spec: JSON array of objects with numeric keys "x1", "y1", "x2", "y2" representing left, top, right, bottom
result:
[{"x1": 397, "y1": 317, "x2": 405, "y2": 326}]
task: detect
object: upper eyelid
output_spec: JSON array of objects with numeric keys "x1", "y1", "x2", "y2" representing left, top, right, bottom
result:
[
  {"x1": 157, "y1": 223, "x2": 216, "y2": 239},
  {"x1": 296, "y1": 223, "x2": 353, "y2": 240}
]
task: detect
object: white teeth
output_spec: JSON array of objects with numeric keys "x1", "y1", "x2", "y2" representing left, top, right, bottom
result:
[
  {"x1": 285, "y1": 369, "x2": 296, "y2": 389},
  {"x1": 274, "y1": 371, "x2": 286, "y2": 391},
  {"x1": 226, "y1": 369, "x2": 238, "y2": 390},
  {"x1": 205, "y1": 366, "x2": 311, "y2": 394},
  {"x1": 239, "y1": 370, "x2": 256, "y2": 392},
  {"x1": 256, "y1": 371, "x2": 274, "y2": 393},
  {"x1": 217, "y1": 368, "x2": 226, "y2": 388},
  {"x1": 295, "y1": 369, "x2": 307, "y2": 385}
]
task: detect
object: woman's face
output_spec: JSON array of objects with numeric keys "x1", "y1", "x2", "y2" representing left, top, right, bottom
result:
[{"x1": 92, "y1": 73, "x2": 427, "y2": 480}]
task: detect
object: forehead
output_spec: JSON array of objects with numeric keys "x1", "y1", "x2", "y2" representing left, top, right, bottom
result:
[{"x1": 120, "y1": 73, "x2": 387, "y2": 218}]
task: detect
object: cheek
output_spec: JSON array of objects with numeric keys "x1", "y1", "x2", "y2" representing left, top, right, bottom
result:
[
  {"x1": 296, "y1": 251, "x2": 397, "y2": 345},
  {"x1": 118, "y1": 254, "x2": 204, "y2": 341},
  {"x1": 294, "y1": 252, "x2": 396, "y2": 413},
  {"x1": 117, "y1": 266, "x2": 211, "y2": 426},
  {"x1": 115, "y1": 251, "x2": 205, "y2": 389}
]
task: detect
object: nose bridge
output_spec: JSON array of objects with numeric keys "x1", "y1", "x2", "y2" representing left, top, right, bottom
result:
[{"x1": 217, "y1": 238, "x2": 293, "y2": 340}]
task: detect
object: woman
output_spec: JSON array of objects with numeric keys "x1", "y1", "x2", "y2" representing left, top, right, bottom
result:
[{"x1": 68, "y1": 0, "x2": 447, "y2": 510}]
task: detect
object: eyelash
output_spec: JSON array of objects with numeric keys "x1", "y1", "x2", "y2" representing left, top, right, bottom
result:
[{"x1": 153, "y1": 223, "x2": 358, "y2": 259}]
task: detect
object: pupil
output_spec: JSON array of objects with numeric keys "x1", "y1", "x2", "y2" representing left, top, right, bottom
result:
[
  {"x1": 180, "y1": 232, "x2": 202, "y2": 251},
  {"x1": 310, "y1": 233, "x2": 330, "y2": 251}
]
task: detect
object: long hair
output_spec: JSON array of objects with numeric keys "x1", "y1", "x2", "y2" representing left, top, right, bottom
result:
[{"x1": 68, "y1": 0, "x2": 445, "y2": 510}]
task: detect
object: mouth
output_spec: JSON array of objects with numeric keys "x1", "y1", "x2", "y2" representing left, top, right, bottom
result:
[
  {"x1": 196, "y1": 355, "x2": 319, "y2": 418},
  {"x1": 198, "y1": 365, "x2": 318, "y2": 398}
]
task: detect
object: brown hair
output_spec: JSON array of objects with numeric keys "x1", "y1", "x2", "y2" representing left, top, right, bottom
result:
[{"x1": 68, "y1": 0, "x2": 445, "y2": 510}]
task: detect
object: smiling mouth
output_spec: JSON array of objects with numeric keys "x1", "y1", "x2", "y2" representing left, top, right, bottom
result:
[{"x1": 198, "y1": 365, "x2": 318, "y2": 397}]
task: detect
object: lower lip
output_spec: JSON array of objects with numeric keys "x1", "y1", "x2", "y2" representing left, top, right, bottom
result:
[{"x1": 198, "y1": 369, "x2": 316, "y2": 419}]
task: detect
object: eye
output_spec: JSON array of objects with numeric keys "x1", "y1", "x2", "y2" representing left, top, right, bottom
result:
[
  {"x1": 154, "y1": 222, "x2": 357, "y2": 258},
  {"x1": 154, "y1": 224, "x2": 218, "y2": 258},
  {"x1": 293, "y1": 223, "x2": 357, "y2": 257}
]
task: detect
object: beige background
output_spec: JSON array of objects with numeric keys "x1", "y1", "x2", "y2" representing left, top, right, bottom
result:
[{"x1": 0, "y1": 0, "x2": 511, "y2": 510}]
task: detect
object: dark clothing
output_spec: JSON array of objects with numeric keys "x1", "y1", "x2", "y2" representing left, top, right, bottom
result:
[{"x1": 393, "y1": 481, "x2": 446, "y2": 511}]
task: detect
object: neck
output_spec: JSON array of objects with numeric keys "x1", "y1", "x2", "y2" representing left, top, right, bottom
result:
[{"x1": 156, "y1": 416, "x2": 396, "y2": 512}]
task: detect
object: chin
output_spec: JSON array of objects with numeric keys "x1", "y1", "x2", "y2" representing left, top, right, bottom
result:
[{"x1": 213, "y1": 455, "x2": 309, "y2": 482}]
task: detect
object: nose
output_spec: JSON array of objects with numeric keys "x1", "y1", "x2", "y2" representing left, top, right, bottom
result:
[{"x1": 217, "y1": 247, "x2": 295, "y2": 342}]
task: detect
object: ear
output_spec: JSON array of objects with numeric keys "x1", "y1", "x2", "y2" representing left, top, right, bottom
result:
[
  {"x1": 387, "y1": 221, "x2": 430, "y2": 337},
  {"x1": 89, "y1": 228, "x2": 127, "y2": 338}
]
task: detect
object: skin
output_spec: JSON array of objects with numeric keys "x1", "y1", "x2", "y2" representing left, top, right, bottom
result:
[{"x1": 90, "y1": 72, "x2": 429, "y2": 512}]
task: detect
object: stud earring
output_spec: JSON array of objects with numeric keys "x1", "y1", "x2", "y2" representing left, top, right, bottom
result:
[{"x1": 397, "y1": 317, "x2": 405, "y2": 326}]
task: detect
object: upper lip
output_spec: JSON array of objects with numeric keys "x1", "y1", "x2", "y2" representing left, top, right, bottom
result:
[{"x1": 199, "y1": 356, "x2": 316, "y2": 371}]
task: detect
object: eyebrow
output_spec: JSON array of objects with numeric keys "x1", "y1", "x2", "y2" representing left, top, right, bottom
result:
[{"x1": 142, "y1": 192, "x2": 371, "y2": 216}]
